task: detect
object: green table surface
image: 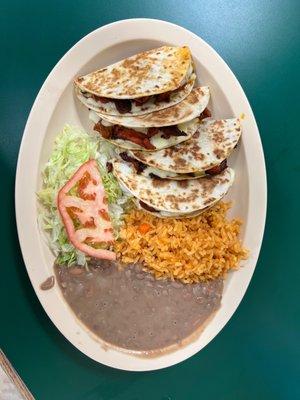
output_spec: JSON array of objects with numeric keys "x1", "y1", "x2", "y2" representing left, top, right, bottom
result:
[{"x1": 1, "y1": 1, "x2": 299, "y2": 399}]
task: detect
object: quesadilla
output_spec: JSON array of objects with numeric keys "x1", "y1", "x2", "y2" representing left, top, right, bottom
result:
[
  {"x1": 115, "y1": 150, "x2": 205, "y2": 180},
  {"x1": 75, "y1": 46, "x2": 196, "y2": 116},
  {"x1": 130, "y1": 118, "x2": 241, "y2": 173},
  {"x1": 134, "y1": 199, "x2": 213, "y2": 219},
  {"x1": 89, "y1": 110, "x2": 200, "y2": 151},
  {"x1": 112, "y1": 160, "x2": 235, "y2": 214},
  {"x1": 93, "y1": 87, "x2": 210, "y2": 127}
]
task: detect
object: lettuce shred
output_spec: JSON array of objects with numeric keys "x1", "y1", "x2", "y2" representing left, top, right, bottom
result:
[{"x1": 37, "y1": 124, "x2": 129, "y2": 266}]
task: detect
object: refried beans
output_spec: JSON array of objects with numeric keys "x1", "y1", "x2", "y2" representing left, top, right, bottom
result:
[{"x1": 55, "y1": 260, "x2": 222, "y2": 352}]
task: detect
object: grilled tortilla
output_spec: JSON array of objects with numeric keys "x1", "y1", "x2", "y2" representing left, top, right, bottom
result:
[
  {"x1": 115, "y1": 150, "x2": 205, "y2": 180},
  {"x1": 75, "y1": 46, "x2": 196, "y2": 116},
  {"x1": 89, "y1": 111, "x2": 199, "y2": 151},
  {"x1": 112, "y1": 160, "x2": 234, "y2": 213},
  {"x1": 130, "y1": 118, "x2": 241, "y2": 172},
  {"x1": 93, "y1": 87, "x2": 210, "y2": 127},
  {"x1": 134, "y1": 199, "x2": 213, "y2": 219}
]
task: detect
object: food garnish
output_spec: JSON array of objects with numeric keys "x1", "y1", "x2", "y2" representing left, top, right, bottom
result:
[
  {"x1": 38, "y1": 125, "x2": 128, "y2": 265},
  {"x1": 57, "y1": 159, "x2": 116, "y2": 260},
  {"x1": 138, "y1": 223, "x2": 152, "y2": 234}
]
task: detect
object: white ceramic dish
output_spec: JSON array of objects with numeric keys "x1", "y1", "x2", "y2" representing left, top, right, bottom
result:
[{"x1": 15, "y1": 19, "x2": 267, "y2": 371}]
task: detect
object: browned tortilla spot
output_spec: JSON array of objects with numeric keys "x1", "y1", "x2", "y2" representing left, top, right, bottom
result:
[
  {"x1": 177, "y1": 180, "x2": 189, "y2": 189},
  {"x1": 152, "y1": 178, "x2": 169, "y2": 188},
  {"x1": 213, "y1": 149, "x2": 226, "y2": 159}
]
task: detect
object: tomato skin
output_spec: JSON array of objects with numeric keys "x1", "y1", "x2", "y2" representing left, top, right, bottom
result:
[{"x1": 57, "y1": 160, "x2": 116, "y2": 261}]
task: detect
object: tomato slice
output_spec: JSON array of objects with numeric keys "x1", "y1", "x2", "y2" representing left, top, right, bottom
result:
[{"x1": 57, "y1": 159, "x2": 116, "y2": 260}]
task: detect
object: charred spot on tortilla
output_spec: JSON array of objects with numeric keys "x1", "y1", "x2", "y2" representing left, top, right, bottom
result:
[
  {"x1": 172, "y1": 157, "x2": 188, "y2": 168},
  {"x1": 213, "y1": 149, "x2": 226, "y2": 160},
  {"x1": 151, "y1": 177, "x2": 169, "y2": 188},
  {"x1": 212, "y1": 131, "x2": 225, "y2": 143},
  {"x1": 177, "y1": 180, "x2": 189, "y2": 189}
]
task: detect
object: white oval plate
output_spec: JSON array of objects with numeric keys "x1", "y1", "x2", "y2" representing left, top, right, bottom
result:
[{"x1": 15, "y1": 19, "x2": 266, "y2": 371}]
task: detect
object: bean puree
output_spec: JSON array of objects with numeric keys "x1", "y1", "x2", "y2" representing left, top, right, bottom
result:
[{"x1": 55, "y1": 261, "x2": 223, "y2": 352}]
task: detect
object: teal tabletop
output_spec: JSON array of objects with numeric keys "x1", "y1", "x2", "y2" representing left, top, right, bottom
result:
[{"x1": 1, "y1": 1, "x2": 299, "y2": 399}]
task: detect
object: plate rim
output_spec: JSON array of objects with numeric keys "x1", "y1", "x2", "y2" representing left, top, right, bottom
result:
[{"x1": 15, "y1": 18, "x2": 267, "y2": 371}]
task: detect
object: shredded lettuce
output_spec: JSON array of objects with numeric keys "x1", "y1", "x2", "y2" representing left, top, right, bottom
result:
[
  {"x1": 96, "y1": 139, "x2": 122, "y2": 204},
  {"x1": 95, "y1": 139, "x2": 131, "y2": 234},
  {"x1": 37, "y1": 124, "x2": 129, "y2": 266}
]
